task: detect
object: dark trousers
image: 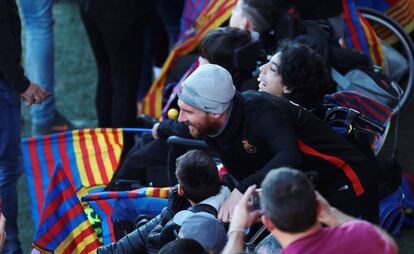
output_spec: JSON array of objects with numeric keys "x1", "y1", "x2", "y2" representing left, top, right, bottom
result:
[
  {"x1": 109, "y1": 138, "x2": 170, "y2": 190},
  {"x1": 80, "y1": 9, "x2": 144, "y2": 129}
]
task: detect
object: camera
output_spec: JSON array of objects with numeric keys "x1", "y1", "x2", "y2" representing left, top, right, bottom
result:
[{"x1": 251, "y1": 188, "x2": 261, "y2": 211}]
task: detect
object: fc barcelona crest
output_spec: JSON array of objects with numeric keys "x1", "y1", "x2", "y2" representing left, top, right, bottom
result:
[{"x1": 242, "y1": 139, "x2": 257, "y2": 154}]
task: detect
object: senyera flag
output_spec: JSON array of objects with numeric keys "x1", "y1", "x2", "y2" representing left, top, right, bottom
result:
[
  {"x1": 356, "y1": 0, "x2": 414, "y2": 44},
  {"x1": 21, "y1": 128, "x2": 124, "y2": 227},
  {"x1": 31, "y1": 163, "x2": 100, "y2": 253},
  {"x1": 141, "y1": 0, "x2": 237, "y2": 118}
]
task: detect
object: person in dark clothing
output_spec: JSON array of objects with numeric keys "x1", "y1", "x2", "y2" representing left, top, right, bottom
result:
[
  {"x1": 79, "y1": 0, "x2": 155, "y2": 149},
  {"x1": 98, "y1": 150, "x2": 230, "y2": 254},
  {"x1": 0, "y1": 0, "x2": 48, "y2": 252},
  {"x1": 176, "y1": 64, "x2": 379, "y2": 224}
]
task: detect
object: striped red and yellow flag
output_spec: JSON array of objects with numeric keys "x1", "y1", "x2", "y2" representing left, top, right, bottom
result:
[
  {"x1": 141, "y1": 0, "x2": 237, "y2": 117},
  {"x1": 373, "y1": 0, "x2": 414, "y2": 44}
]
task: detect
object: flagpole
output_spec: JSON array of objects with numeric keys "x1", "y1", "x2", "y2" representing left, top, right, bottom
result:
[{"x1": 122, "y1": 128, "x2": 152, "y2": 133}]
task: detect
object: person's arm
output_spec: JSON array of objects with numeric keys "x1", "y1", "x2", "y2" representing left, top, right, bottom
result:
[
  {"x1": 0, "y1": 1, "x2": 30, "y2": 93},
  {"x1": 0, "y1": 1, "x2": 48, "y2": 104},
  {"x1": 222, "y1": 185, "x2": 262, "y2": 254},
  {"x1": 316, "y1": 192, "x2": 398, "y2": 252},
  {"x1": 154, "y1": 119, "x2": 191, "y2": 139}
]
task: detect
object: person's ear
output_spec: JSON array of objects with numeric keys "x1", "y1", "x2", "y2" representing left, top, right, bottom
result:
[
  {"x1": 209, "y1": 112, "x2": 221, "y2": 120},
  {"x1": 243, "y1": 18, "x2": 254, "y2": 31},
  {"x1": 177, "y1": 184, "x2": 185, "y2": 197},
  {"x1": 261, "y1": 215, "x2": 275, "y2": 232},
  {"x1": 316, "y1": 200, "x2": 323, "y2": 217},
  {"x1": 283, "y1": 86, "x2": 291, "y2": 94}
]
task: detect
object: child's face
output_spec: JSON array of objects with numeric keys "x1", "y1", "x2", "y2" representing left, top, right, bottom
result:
[{"x1": 258, "y1": 53, "x2": 289, "y2": 97}]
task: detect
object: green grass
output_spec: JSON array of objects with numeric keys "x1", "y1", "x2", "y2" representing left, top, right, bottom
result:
[{"x1": 17, "y1": 1, "x2": 414, "y2": 253}]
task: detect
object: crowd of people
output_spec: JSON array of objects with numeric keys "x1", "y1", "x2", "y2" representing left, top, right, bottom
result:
[{"x1": 0, "y1": 0, "x2": 408, "y2": 253}]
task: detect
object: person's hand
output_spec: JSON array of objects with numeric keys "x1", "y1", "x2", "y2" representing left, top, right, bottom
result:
[
  {"x1": 218, "y1": 188, "x2": 243, "y2": 223},
  {"x1": 316, "y1": 191, "x2": 353, "y2": 226},
  {"x1": 229, "y1": 185, "x2": 262, "y2": 231},
  {"x1": 316, "y1": 191, "x2": 335, "y2": 225},
  {"x1": 20, "y1": 83, "x2": 49, "y2": 106},
  {"x1": 0, "y1": 213, "x2": 6, "y2": 252},
  {"x1": 167, "y1": 186, "x2": 190, "y2": 215},
  {"x1": 152, "y1": 122, "x2": 160, "y2": 139}
]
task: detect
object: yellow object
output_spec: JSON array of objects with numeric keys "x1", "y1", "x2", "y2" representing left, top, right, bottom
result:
[{"x1": 168, "y1": 108, "x2": 179, "y2": 119}]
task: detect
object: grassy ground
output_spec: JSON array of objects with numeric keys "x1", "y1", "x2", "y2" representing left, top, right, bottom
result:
[{"x1": 17, "y1": 1, "x2": 414, "y2": 253}]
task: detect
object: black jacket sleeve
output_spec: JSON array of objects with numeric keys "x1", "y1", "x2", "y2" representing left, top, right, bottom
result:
[
  {"x1": 236, "y1": 106, "x2": 303, "y2": 192},
  {"x1": 156, "y1": 119, "x2": 192, "y2": 139},
  {"x1": 0, "y1": 0, "x2": 30, "y2": 93},
  {"x1": 97, "y1": 208, "x2": 173, "y2": 254}
]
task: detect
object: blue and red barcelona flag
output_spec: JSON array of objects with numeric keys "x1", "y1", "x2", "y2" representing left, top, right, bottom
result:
[
  {"x1": 31, "y1": 163, "x2": 100, "y2": 253},
  {"x1": 82, "y1": 187, "x2": 171, "y2": 244},
  {"x1": 22, "y1": 128, "x2": 123, "y2": 227}
]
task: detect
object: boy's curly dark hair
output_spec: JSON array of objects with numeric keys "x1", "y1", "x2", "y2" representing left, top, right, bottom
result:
[{"x1": 276, "y1": 40, "x2": 334, "y2": 107}]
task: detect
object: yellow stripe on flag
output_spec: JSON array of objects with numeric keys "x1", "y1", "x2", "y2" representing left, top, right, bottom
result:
[
  {"x1": 147, "y1": 187, "x2": 154, "y2": 197},
  {"x1": 72, "y1": 130, "x2": 90, "y2": 187},
  {"x1": 56, "y1": 220, "x2": 98, "y2": 252},
  {"x1": 160, "y1": 187, "x2": 170, "y2": 198},
  {"x1": 96, "y1": 128, "x2": 116, "y2": 182},
  {"x1": 360, "y1": 15, "x2": 385, "y2": 68},
  {"x1": 84, "y1": 129, "x2": 104, "y2": 184}
]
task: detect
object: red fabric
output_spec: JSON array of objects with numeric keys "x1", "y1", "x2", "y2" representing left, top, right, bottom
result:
[{"x1": 282, "y1": 221, "x2": 397, "y2": 254}]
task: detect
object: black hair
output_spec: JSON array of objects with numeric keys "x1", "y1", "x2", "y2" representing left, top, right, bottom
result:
[
  {"x1": 241, "y1": 0, "x2": 286, "y2": 33},
  {"x1": 199, "y1": 27, "x2": 260, "y2": 86},
  {"x1": 261, "y1": 167, "x2": 318, "y2": 233},
  {"x1": 159, "y1": 238, "x2": 208, "y2": 254},
  {"x1": 275, "y1": 40, "x2": 334, "y2": 109},
  {"x1": 175, "y1": 150, "x2": 221, "y2": 203}
]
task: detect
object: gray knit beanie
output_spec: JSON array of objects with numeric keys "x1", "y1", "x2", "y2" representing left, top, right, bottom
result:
[{"x1": 178, "y1": 64, "x2": 236, "y2": 114}]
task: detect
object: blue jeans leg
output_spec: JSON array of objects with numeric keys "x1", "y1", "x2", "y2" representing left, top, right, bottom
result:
[
  {"x1": 19, "y1": 0, "x2": 56, "y2": 127},
  {"x1": 0, "y1": 80, "x2": 23, "y2": 254}
]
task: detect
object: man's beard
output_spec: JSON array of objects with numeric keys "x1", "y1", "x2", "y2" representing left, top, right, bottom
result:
[{"x1": 186, "y1": 120, "x2": 218, "y2": 138}]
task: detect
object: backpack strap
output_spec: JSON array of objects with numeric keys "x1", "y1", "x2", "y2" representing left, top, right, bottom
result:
[
  {"x1": 189, "y1": 204, "x2": 218, "y2": 217},
  {"x1": 331, "y1": 68, "x2": 352, "y2": 90},
  {"x1": 379, "y1": 188, "x2": 405, "y2": 235}
]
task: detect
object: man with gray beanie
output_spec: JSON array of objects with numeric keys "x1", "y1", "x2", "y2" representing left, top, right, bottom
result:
[
  {"x1": 177, "y1": 64, "x2": 235, "y2": 138},
  {"x1": 177, "y1": 64, "x2": 379, "y2": 226}
]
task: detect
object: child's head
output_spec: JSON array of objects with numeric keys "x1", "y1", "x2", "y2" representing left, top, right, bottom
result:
[
  {"x1": 199, "y1": 27, "x2": 261, "y2": 86},
  {"x1": 258, "y1": 40, "x2": 332, "y2": 106},
  {"x1": 159, "y1": 238, "x2": 208, "y2": 254},
  {"x1": 175, "y1": 150, "x2": 221, "y2": 203}
]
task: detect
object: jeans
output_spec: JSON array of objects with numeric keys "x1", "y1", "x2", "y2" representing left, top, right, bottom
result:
[
  {"x1": 0, "y1": 80, "x2": 23, "y2": 254},
  {"x1": 19, "y1": 0, "x2": 56, "y2": 127}
]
